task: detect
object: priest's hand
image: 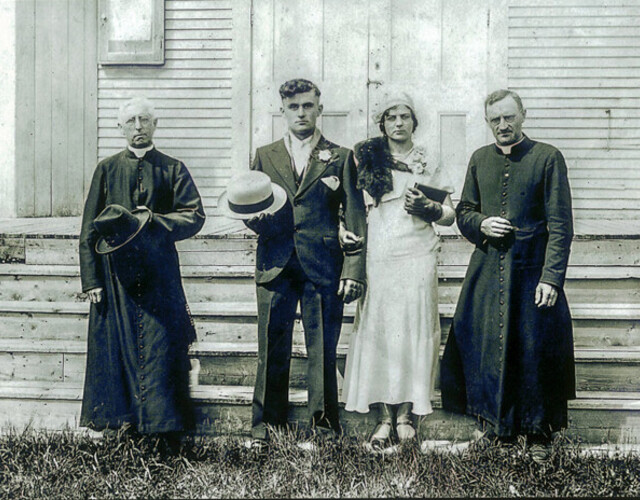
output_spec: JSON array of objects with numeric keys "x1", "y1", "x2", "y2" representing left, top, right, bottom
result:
[
  {"x1": 338, "y1": 279, "x2": 364, "y2": 304},
  {"x1": 87, "y1": 287, "x2": 104, "y2": 304},
  {"x1": 535, "y1": 282, "x2": 558, "y2": 308},
  {"x1": 480, "y1": 217, "x2": 515, "y2": 238}
]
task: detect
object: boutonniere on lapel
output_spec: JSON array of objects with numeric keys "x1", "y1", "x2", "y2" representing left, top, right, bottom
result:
[{"x1": 317, "y1": 149, "x2": 333, "y2": 162}]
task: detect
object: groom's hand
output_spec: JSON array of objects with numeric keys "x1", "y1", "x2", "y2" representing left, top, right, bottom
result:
[
  {"x1": 245, "y1": 212, "x2": 272, "y2": 235},
  {"x1": 338, "y1": 279, "x2": 364, "y2": 304}
]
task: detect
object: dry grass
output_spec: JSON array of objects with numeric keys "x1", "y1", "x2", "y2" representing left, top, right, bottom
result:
[{"x1": 1, "y1": 427, "x2": 639, "y2": 498}]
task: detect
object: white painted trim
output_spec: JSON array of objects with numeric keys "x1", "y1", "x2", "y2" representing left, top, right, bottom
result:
[
  {"x1": 0, "y1": 0, "x2": 16, "y2": 217},
  {"x1": 231, "y1": 0, "x2": 252, "y2": 176}
]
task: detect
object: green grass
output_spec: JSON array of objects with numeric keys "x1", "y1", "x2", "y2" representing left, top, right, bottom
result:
[{"x1": 1, "y1": 428, "x2": 639, "y2": 498}]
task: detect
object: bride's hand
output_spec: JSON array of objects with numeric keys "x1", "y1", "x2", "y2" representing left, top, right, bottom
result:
[{"x1": 339, "y1": 222, "x2": 364, "y2": 255}]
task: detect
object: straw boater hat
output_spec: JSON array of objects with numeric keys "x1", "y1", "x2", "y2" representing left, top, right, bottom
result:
[
  {"x1": 93, "y1": 204, "x2": 152, "y2": 255},
  {"x1": 372, "y1": 92, "x2": 416, "y2": 123},
  {"x1": 219, "y1": 171, "x2": 287, "y2": 220}
]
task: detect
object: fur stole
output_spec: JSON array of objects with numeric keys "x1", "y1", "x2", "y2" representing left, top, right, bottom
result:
[{"x1": 354, "y1": 136, "x2": 409, "y2": 204}]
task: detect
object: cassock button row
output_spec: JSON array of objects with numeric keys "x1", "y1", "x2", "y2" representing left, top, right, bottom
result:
[
  {"x1": 499, "y1": 323, "x2": 503, "y2": 328},
  {"x1": 139, "y1": 355, "x2": 143, "y2": 360},
  {"x1": 500, "y1": 300, "x2": 505, "y2": 305},
  {"x1": 140, "y1": 375, "x2": 145, "y2": 380},
  {"x1": 499, "y1": 334, "x2": 503, "y2": 339},
  {"x1": 141, "y1": 396, "x2": 146, "y2": 402},
  {"x1": 139, "y1": 345, "x2": 144, "y2": 349},
  {"x1": 141, "y1": 386, "x2": 145, "y2": 391},
  {"x1": 500, "y1": 277, "x2": 504, "y2": 282},
  {"x1": 504, "y1": 173, "x2": 510, "y2": 178}
]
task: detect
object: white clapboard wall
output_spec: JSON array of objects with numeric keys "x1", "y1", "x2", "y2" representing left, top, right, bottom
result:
[
  {"x1": 508, "y1": 0, "x2": 640, "y2": 220},
  {"x1": 91, "y1": 0, "x2": 640, "y2": 220},
  {"x1": 97, "y1": 0, "x2": 250, "y2": 211}
]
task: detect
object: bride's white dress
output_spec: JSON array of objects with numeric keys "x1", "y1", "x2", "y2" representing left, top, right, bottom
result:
[{"x1": 340, "y1": 148, "x2": 452, "y2": 415}]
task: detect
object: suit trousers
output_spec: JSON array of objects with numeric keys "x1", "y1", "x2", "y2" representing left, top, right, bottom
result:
[{"x1": 252, "y1": 252, "x2": 344, "y2": 440}]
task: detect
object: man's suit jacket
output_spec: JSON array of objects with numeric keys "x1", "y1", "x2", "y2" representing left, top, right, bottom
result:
[{"x1": 250, "y1": 135, "x2": 366, "y2": 288}]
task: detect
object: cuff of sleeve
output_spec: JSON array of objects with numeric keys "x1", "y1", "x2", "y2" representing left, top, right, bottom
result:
[
  {"x1": 540, "y1": 271, "x2": 564, "y2": 289},
  {"x1": 340, "y1": 254, "x2": 366, "y2": 283},
  {"x1": 436, "y1": 204, "x2": 455, "y2": 226},
  {"x1": 82, "y1": 281, "x2": 104, "y2": 294}
]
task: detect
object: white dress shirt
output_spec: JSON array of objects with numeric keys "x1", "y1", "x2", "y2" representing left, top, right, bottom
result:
[{"x1": 283, "y1": 128, "x2": 322, "y2": 178}]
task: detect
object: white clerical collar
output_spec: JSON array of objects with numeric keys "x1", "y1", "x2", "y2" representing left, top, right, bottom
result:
[
  {"x1": 128, "y1": 144, "x2": 154, "y2": 158},
  {"x1": 285, "y1": 128, "x2": 321, "y2": 149},
  {"x1": 496, "y1": 136, "x2": 524, "y2": 155}
]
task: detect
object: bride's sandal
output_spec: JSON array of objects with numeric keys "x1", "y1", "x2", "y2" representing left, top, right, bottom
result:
[
  {"x1": 396, "y1": 416, "x2": 416, "y2": 441},
  {"x1": 369, "y1": 421, "x2": 393, "y2": 450}
]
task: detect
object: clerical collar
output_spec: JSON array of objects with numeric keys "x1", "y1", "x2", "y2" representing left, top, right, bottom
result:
[
  {"x1": 128, "y1": 144, "x2": 154, "y2": 158},
  {"x1": 495, "y1": 136, "x2": 524, "y2": 155}
]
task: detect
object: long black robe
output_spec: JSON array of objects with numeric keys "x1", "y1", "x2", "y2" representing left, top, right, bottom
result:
[
  {"x1": 79, "y1": 148, "x2": 205, "y2": 433},
  {"x1": 440, "y1": 136, "x2": 575, "y2": 437}
]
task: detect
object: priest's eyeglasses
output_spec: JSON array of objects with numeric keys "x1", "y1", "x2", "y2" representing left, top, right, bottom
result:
[{"x1": 488, "y1": 114, "x2": 518, "y2": 127}]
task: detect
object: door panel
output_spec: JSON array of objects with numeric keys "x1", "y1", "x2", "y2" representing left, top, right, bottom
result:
[
  {"x1": 251, "y1": 0, "x2": 498, "y2": 197},
  {"x1": 370, "y1": 0, "x2": 492, "y2": 198},
  {"x1": 251, "y1": 0, "x2": 369, "y2": 151}
]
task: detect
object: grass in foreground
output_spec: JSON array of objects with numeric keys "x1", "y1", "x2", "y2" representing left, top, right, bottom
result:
[{"x1": 0, "y1": 428, "x2": 639, "y2": 498}]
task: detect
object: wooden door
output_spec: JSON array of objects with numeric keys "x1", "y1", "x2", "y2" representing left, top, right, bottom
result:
[
  {"x1": 251, "y1": 0, "x2": 505, "y2": 196},
  {"x1": 251, "y1": 0, "x2": 370, "y2": 152},
  {"x1": 369, "y1": 0, "x2": 501, "y2": 198},
  {"x1": 15, "y1": 0, "x2": 98, "y2": 217}
]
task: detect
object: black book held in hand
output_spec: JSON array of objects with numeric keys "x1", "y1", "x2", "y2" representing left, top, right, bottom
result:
[{"x1": 413, "y1": 182, "x2": 448, "y2": 203}]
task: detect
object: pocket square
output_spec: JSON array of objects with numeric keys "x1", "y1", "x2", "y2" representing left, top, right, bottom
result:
[{"x1": 321, "y1": 175, "x2": 340, "y2": 191}]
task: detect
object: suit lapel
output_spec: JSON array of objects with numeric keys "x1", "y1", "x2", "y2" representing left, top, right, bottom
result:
[
  {"x1": 265, "y1": 139, "x2": 297, "y2": 199},
  {"x1": 296, "y1": 136, "x2": 334, "y2": 198}
]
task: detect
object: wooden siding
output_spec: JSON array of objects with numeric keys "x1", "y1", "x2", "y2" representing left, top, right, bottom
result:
[
  {"x1": 15, "y1": 0, "x2": 98, "y2": 217},
  {"x1": 97, "y1": 0, "x2": 246, "y2": 212},
  {"x1": 508, "y1": 0, "x2": 640, "y2": 220}
]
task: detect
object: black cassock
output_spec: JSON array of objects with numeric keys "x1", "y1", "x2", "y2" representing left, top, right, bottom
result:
[
  {"x1": 441, "y1": 136, "x2": 575, "y2": 437},
  {"x1": 79, "y1": 148, "x2": 205, "y2": 433}
]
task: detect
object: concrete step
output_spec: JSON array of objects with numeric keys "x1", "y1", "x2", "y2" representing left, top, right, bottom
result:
[
  {"x1": 0, "y1": 380, "x2": 638, "y2": 444},
  {"x1": 2, "y1": 339, "x2": 640, "y2": 394},
  {"x1": 1, "y1": 264, "x2": 638, "y2": 304}
]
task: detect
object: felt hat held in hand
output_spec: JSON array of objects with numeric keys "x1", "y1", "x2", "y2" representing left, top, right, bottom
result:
[{"x1": 93, "y1": 204, "x2": 152, "y2": 255}]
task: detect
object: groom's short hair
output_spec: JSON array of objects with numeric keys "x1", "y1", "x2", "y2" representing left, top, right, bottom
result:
[{"x1": 279, "y1": 79, "x2": 321, "y2": 99}]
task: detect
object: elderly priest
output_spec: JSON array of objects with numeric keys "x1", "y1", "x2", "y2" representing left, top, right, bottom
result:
[{"x1": 78, "y1": 97, "x2": 205, "y2": 451}]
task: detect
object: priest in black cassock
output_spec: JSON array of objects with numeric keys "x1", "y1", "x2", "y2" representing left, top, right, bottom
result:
[
  {"x1": 440, "y1": 90, "x2": 575, "y2": 459},
  {"x1": 79, "y1": 97, "x2": 205, "y2": 447}
]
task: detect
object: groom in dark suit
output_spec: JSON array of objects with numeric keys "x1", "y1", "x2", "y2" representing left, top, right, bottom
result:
[{"x1": 246, "y1": 78, "x2": 367, "y2": 443}]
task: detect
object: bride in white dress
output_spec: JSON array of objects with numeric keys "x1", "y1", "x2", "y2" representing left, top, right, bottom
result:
[{"x1": 339, "y1": 93, "x2": 455, "y2": 447}]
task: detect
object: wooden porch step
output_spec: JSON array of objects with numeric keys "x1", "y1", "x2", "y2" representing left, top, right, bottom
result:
[
  {"x1": 0, "y1": 381, "x2": 638, "y2": 444},
  {"x1": 0, "y1": 301, "x2": 639, "y2": 349},
  {"x1": 2, "y1": 300, "x2": 640, "y2": 319},
  {"x1": 2, "y1": 339, "x2": 640, "y2": 393},
  {"x1": 1, "y1": 264, "x2": 638, "y2": 304},
  {"x1": 6, "y1": 235, "x2": 640, "y2": 268}
]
